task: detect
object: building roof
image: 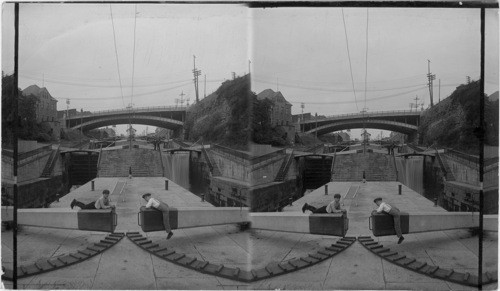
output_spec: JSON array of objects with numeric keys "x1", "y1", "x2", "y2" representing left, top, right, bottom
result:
[
  {"x1": 257, "y1": 89, "x2": 291, "y2": 106},
  {"x1": 22, "y1": 85, "x2": 58, "y2": 102}
]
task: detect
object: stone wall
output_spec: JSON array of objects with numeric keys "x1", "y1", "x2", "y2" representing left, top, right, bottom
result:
[
  {"x1": 251, "y1": 179, "x2": 299, "y2": 212},
  {"x1": 207, "y1": 177, "x2": 250, "y2": 207},
  {"x1": 444, "y1": 155, "x2": 479, "y2": 186},
  {"x1": 2, "y1": 175, "x2": 69, "y2": 208}
]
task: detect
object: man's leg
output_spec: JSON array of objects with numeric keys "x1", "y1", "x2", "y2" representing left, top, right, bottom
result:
[
  {"x1": 82, "y1": 202, "x2": 97, "y2": 210},
  {"x1": 312, "y1": 206, "x2": 328, "y2": 214},
  {"x1": 157, "y1": 203, "x2": 172, "y2": 233},
  {"x1": 72, "y1": 200, "x2": 86, "y2": 209},
  {"x1": 389, "y1": 208, "x2": 403, "y2": 239}
]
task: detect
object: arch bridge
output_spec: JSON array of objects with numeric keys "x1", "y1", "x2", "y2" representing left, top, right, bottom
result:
[
  {"x1": 300, "y1": 110, "x2": 421, "y2": 139},
  {"x1": 64, "y1": 106, "x2": 187, "y2": 133}
]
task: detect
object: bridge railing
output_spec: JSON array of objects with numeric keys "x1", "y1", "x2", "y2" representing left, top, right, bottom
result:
[
  {"x1": 67, "y1": 105, "x2": 187, "y2": 119},
  {"x1": 302, "y1": 110, "x2": 420, "y2": 124}
]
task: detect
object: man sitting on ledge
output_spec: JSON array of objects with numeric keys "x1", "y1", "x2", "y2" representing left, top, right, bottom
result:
[
  {"x1": 71, "y1": 189, "x2": 115, "y2": 210},
  {"x1": 142, "y1": 193, "x2": 174, "y2": 240},
  {"x1": 302, "y1": 193, "x2": 347, "y2": 215}
]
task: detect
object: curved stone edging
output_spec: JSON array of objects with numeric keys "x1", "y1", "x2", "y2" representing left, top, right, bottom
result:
[
  {"x1": 1, "y1": 232, "x2": 125, "y2": 281},
  {"x1": 358, "y1": 236, "x2": 498, "y2": 287},
  {"x1": 126, "y1": 232, "x2": 356, "y2": 282}
]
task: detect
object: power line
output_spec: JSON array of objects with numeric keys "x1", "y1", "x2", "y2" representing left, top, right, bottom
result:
[
  {"x1": 109, "y1": 5, "x2": 126, "y2": 107},
  {"x1": 252, "y1": 73, "x2": 427, "y2": 85},
  {"x1": 253, "y1": 78, "x2": 426, "y2": 92},
  {"x1": 19, "y1": 74, "x2": 192, "y2": 88},
  {"x1": 287, "y1": 86, "x2": 427, "y2": 105},
  {"x1": 52, "y1": 81, "x2": 192, "y2": 101},
  {"x1": 341, "y1": 8, "x2": 359, "y2": 111},
  {"x1": 131, "y1": 4, "x2": 138, "y2": 107},
  {"x1": 363, "y1": 8, "x2": 369, "y2": 110}
]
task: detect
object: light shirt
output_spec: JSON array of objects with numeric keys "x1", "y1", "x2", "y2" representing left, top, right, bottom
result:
[
  {"x1": 326, "y1": 200, "x2": 342, "y2": 213},
  {"x1": 376, "y1": 202, "x2": 392, "y2": 213},
  {"x1": 145, "y1": 197, "x2": 160, "y2": 209},
  {"x1": 95, "y1": 196, "x2": 111, "y2": 209}
]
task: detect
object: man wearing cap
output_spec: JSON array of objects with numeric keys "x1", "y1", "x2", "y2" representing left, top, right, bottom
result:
[
  {"x1": 71, "y1": 189, "x2": 115, "y2": 210},
  {"x1": 373, "y1": 197, "x2": 404, "y2": 244},
  {"x1": 142, "y1": 193, "x2": 174, "y2": 239}
]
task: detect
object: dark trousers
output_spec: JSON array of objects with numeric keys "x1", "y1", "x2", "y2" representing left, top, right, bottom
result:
[
  {"x1": 388, "y1": 207, "x2": 402, "y2": 238},
  {"x1": 156, "y1": 202, "x2": 172, "y2": 233},
  {"x1": 309, "y1": 205, "x2": 328, "y2": 214},
  {"x1": 74, "y1": 200, "x2": 96, "y2": 210}
]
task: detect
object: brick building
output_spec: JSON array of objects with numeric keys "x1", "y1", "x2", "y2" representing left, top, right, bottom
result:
[
  {"x1": 22, "y1": 85, "x2": 58, "y2": 122},
  {"x1": 257, "y1": 89, "x2": 292, "y2": 126},
  {"x1": 257, "y1": 89, "x2": 295, "y2": 143}
]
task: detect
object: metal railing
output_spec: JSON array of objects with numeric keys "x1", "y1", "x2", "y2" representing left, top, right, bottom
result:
[
  {"x1": 444, "y1": 148, "x2": 479, "y2": 164},
  {"x1": 66, "y1": 105, "x2": 188, "y2": 119},
  {"x1": 301, "y1": 110, "x2": 421, "y2": 124},
  {"x1": 211, "y1": 144, "x2": 285, "y2": 165},
  {"x1": 2, "y1": 145, "x2": 52, "y2": 161}
]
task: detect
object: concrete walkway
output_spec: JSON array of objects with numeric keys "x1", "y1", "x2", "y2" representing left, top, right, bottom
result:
[{"x1": 1, "y1": 179, "x2": 497, "y2": 290}]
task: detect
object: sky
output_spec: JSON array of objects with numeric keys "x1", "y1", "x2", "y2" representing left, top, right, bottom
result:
[
  {"x1": 2, "y1": 3, "x2": 249, "y2": 135},
  {"x1": 2, "y1": 4, "x2": 499, "y2": 139},
  {"x1": 251, "y1": 7, "x2": 499, "y2": 139}
]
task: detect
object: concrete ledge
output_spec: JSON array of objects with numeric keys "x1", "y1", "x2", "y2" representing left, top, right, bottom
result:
[
  {"x1": 370, "y1": 212, "x2": 498, "y2": 236},
  {"x1": 138, "y1": 206, "x2": 249, "y2": 232},
  {"x1": 2, "y1": 206, "x2": 116, "y2": 232},
  {"x1": 251, "y1": 212, "x2": 348, "y2": 237},
  {"x1": 358, "y1": 236, "x2": 496, "y2": 287},
  {"x1": 126, "y1": 232, "x2": 355, "y2": 283},
  {"x1": 2, "y1": 233, "x2": 124, "y2": 281}
]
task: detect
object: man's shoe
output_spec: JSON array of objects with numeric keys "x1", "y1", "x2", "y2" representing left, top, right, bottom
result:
[
  {"x1": 167, "y1": 232, "x2": 174, "y2": 240},
  {"x1": 397, "y1": 236, "x2": 405, "y2": 244},
  {"x1": 302, "y1": 203, "x2": 308, "y2": 213},
  {"x1": 70, "y1": 199, "x2": 76, "y2": 209}
]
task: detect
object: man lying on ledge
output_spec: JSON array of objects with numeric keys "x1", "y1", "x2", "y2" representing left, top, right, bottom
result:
[
  {"x1": 71, "y1": 189, "x2": 115, "y2": 210},
  {"x1": 302, "y1": 193, "x2": 347, "y2": 215}
]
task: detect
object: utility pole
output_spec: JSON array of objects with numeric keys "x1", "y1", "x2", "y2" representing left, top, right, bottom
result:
[
  {"x1": 361, "y1": 107, "x2": 368, "y2": 153},
  {"x1": 412, "y1": 95, "x2": 420, "y2": 111},
  {"x1": 315, "y1": 112, "x2": 318, "y2": 139},
  {"x1": 301, "y1": 103, "x2": 305, "y2": 133},
  {"x1": 80, "y1": 109, "x2": 83, "y2": 139},
  {"x1": 204, "y1": 74, "x2": 206, "y2": 98},
  {"x1": 439, "y1": 79, "x2": 441, "y2": 103},
  {"x1": 66, "y1": 99, "x2": 70, "y2": 128},
  {"x1": 248, "y1": 60, "x2": 251, "y2": 75},
  {"x1": 427, "y1": 60, "x2": 436, "y2": 107},
  {"x1": 179, "y1": 91, "x2": 185, "y2": 105},
  {"x1": 192, "y1": 55, "x2": 201, "y2": 103}
]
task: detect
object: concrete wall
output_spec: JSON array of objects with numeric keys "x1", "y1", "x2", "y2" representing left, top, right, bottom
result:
[
  {"x1": 249, "y1": 155, "x2": 286, "y2": 185},
  {"x1": 251, "y1": 179, "x2": 299, "y2": 212},
  {"x1": 207, "y1": 178, "x2": 250, "y2": 207},
  {"x1": 2, "y1": 175, "x2": 69, "y2": 207},
  {"x1": 211, "y1": 148, "x2": 290, "y2": 186},
  {"x1": 2, "y1": 150, "x2": 52, "y2": 183},
  {"x1": 445, "y1": 156, "x2": 479, "y2": 186}
]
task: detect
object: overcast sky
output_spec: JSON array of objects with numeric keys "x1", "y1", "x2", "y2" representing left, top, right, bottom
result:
[
  {"x1": 2, "y1": 4, "x2": 498, "y2": 139},
  {"x1": 252, "y1": 8, "x2": 498, "y2": 116}
]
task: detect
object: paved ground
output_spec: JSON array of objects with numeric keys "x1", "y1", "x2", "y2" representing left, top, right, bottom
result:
[{"x1": 1, "y1": 178, "x2": 497, "y2": 290}]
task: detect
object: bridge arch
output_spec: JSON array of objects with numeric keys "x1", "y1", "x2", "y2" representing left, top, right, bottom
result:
[
  {"x1": 70, "y1": 115, "x2": 183, "y2": 132},
  {"x1": 306, "y1": 119, "x2": 418, "y2": 136}
]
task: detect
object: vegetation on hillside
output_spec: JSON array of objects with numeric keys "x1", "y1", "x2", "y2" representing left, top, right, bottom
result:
[
  {"x1": 184, "y1": 75, "x2": 252, "y2": 149},
  {"x1": 419, "y1": 81, "x2": 498, "y2": 154},
  {"x1": 184, "y1": 74, "x2": 289, "y2": 149},
  {"x1": 1, "y1": 73, "x2": 53, "y2": 146}
]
